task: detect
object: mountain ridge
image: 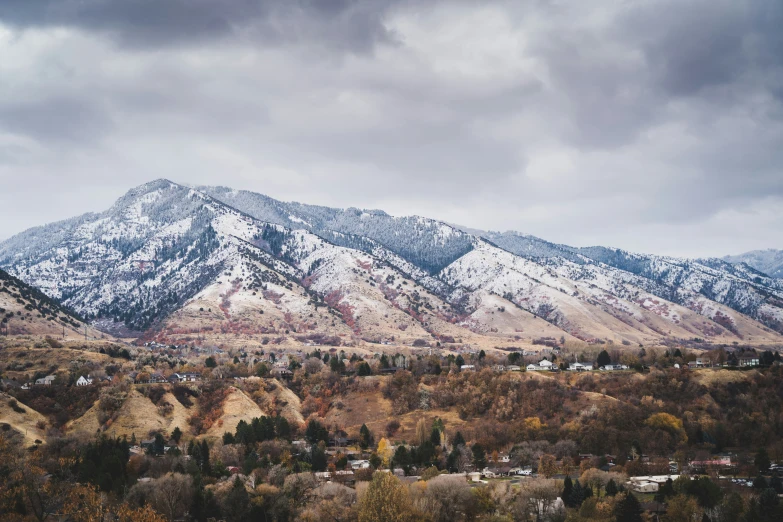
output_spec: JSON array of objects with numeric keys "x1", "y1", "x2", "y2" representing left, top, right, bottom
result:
[{"x1": 1, "y1": 179, "x2": 782, "y2": 348}]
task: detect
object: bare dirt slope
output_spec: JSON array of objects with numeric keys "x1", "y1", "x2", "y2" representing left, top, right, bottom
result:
[{"x1": 206, "y1": 387, "x2": 265, "y2": 439}]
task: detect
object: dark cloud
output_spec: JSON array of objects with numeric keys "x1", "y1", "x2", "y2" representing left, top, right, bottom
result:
[
  {"x1": 0, "y1": 96, "x2": 112, "y2": 143},
  {"x1": 0, "y1": 0, "x2": 400, "y2": 51},
  {"x1": 0, "y1": 0, "x2": 782, "y2": 257}
]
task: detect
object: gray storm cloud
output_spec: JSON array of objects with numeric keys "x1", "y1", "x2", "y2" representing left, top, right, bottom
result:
[{"x1": 0, "y1": 0, "x2": 781, "y2": 257}]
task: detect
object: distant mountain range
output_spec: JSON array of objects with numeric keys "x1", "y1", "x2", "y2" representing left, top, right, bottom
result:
[
  {"x1": 0, "y1": 179, "x2": 781, "y2": 348},
  {"x1": 723, "y1": 249, "x2": 783, "y2": 279}
]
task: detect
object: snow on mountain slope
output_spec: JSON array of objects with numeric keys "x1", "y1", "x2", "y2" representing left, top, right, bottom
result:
[
  {"x1": 2, "y1": 179, "x2": 782, "y2": 348},
  {"x1": 723, "y1": 249, "x2": 783, "y2": 279},
  {"x1": 440, "y1": 241, "x2": 782, "y2": 344},
  {"x1": 0, "y1": 268, "x2": 100, "y2": 338},
  {"x1": 477, "y1": 232, "x2": 783, "y2": 336},
  {"x1": 0, "y1": 181, "x2": 476, "y2": 348},
  {"x1": 199, "y1": 186, "x2": 475, "y2": 275}
]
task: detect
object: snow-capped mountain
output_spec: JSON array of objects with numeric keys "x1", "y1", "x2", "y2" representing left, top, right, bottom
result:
[
  {"x1": 724, "y1": 249, "x2": 783, "y2": 279},
  {"x1": 1, "y1": 179, "x2": 782, "y2": 348}
]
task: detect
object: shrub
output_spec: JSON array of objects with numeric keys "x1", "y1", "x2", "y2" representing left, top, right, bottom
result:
[{"x1": 8, "y1": 399, "x2": 25, "y2": 414}]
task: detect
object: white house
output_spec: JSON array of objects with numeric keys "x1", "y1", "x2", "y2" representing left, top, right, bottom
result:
[
  {"x1": 75, "y1": 375, "x2": 93, "y2": 386},
  {"x1": 569, "y1": 362, "x2": 588, "y2": 372},
  {"x1": 631, "y1": 480, "x2": 659, "y2": 493},
  {"x1": 538, "y1": 360, "x2": 553, "y2": 368},
  {"x1": 507, "y1": 365, "x2": 522, "y2": 372},
  {"x1": 460, "y1": 365, "x2": 475, "y2": 371},
  {"x1": 526, "y1": 364, "x2": 542, "y2": 371},
  {"x1": 35, "y1": 375, "x2": 56, "y2": 386},
  {"x1": 168, "y1": 373, "x2": 200, "y2": 383}
]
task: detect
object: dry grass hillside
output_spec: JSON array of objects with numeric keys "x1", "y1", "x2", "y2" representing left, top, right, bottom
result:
[
  {"x1": 0, "y1": 269, "x2": 105, "y2": 339},
  {"x1": 0, "y1": 392, "x2": 48, "y2": 446},
  {"x1": 0, "y1": 337, "x2": 126, "y2": 383}
]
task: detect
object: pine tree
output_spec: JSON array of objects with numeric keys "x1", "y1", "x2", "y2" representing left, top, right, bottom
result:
[
  {"x1": 606, "y1": 478, "x2": 619, "y2": 496},
  {"x1": 471, "y1": 443, "x2": 486, "y2": 470},
  {"x1": 614, "y1": 492, "x2": 643, "y2": 522},
  {"x1": 597, "y1": 350, "x2": 611, "y2": 367},
  {"x1": 562, "y1": 476, "x2": 573, "y2": 506},
  {"x1": 360, "y1": 424, "x2": 373, "y2": 450},
  {"x1": 569, "y1": 480, "x2": 585, "y2": 508}
]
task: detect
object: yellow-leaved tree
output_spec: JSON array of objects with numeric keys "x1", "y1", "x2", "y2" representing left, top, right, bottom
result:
[
  {"x1": 377, "y1": 438, "x2": 394, "y2": 468},
  {"x1": 645, "y1": 413, "x2": 688, "y2": 444},
  {"x1": 358, "y1": 472, "x2": 414, "y2": 522}
]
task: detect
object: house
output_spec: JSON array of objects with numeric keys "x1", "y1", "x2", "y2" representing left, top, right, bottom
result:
[
  {"x1": 538, "y1": 360, "x2": 553, "y2": 368},
  {"x1": 628, "y1": 475, "x2": 680, "y2": 491},
  {"x1": 689, "y1": 457, "x2": 731, "y2": 470},
  {"x1": 526, "y1": 364, "x2": 543, "y2": 371},
  {"x1": 460, "y1": 365, "x2": 475, "y2": 371},
  {"x1": 168, "y1": 373, "x2": 200, "y2": 383},
  {"x1": 35, "y1": 375, "x2": 56, "y2": 386},
  {"x1": 631, "y1": 480, "x2": 659, "y2": 493},
  {"x1": 738, "y1": 356, "x2": 759, "y2": 367},
  {"x1": 569, "y1": 362, "x2": 588, "y2": 372},
  {"x1": 507, "y1": 365, "x2": 522, "y2": 372},
  {"x1": 75, "y1": 375, "x2": 93, "y2": 386},
  {"x1": 271, "y1": 367, "x2": 293, "y2": 378}
]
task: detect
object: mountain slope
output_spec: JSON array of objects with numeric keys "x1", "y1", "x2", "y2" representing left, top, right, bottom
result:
[
  {"x1": 1, "y1": 179, "x2": 782, "y2": 347},
  {"x1": 0, "y1": 267, "x2": 93, "y2": 337},
  {"x1": 198, "y1": 186, "x2": 475, "y2": 275},
  {"x1": 724, "y1": 249, "x2": 783, "y2": 279},
  {"x1": 480, "y1": 231, "x2": 783, "y2": 336}
]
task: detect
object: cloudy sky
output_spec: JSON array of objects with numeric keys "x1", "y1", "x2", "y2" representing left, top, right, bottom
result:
[{"x1": 0, "y1": 0, "x2": 781, "y2": 257}]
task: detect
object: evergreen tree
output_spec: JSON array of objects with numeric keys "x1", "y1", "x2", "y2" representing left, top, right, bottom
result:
[
  {"x1": 755, "y1": 448, "x2": 771, "y2": 472},
  {"x1": 151, "y1": 433, "x2": 166, "y2": 456},
  {"x1": 597, "y1": 350, "x2": 611, "y2": 367},
  {"x1": 360, "y1": 424, "x2": 374, "y2": 450},
  {"x1": 569, "y1": 480, "x2": 585, "y2": 508},
  {"x1": 310, "y1": 445, "x2": 327, "y2": 472},
  {"x1": 429, "y1": 427, "x2": 441, "y2": 446},
  {"x1": 305, "y1": 419, "x2": 329, "y2": 444},
  {"x1": 606, "y1": 478, "x2": 619, "y2": 496},
  {"x1": 393, "y1": 446, "x2": 412, "y2": 475},
  {"x1": 614, "y1": 492, "x2": 643, "y2": 522},
  {"x1": 453, "y1": 431, "x2": 466, "y2": 447},
  {"x1": 171, "y1": 426, "x2": 182, "y2": 444},
  {"x1": 200, "y1": 440, "x2": 211, "y2": 475},
  {"x1": 224, "y1": 477, "x2": 250, "y2": 522},
  {"x1": 471, "y1": 443, "x2": 487, "y2": 470},
  {"x1": 562, "y1": 476, "x2": 573, "y2": 506}
]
